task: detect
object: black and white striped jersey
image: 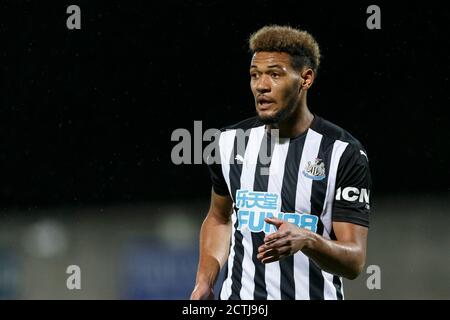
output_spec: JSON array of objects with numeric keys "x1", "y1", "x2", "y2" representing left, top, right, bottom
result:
[{"x1": 207, "y1": 114, "x2": 371, "y2": 300}]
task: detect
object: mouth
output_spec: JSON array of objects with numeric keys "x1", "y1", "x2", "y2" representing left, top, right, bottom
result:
[{"x1": 257, "y1": 96, "x2": 275, "y2": 110}]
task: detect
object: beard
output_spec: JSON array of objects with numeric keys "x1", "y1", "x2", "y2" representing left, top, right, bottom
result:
[{"x1": 256, "y1": 101, "x2": 297, "y2": 125}]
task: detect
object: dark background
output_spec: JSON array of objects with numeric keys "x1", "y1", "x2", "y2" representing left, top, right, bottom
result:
[{"x1": 1, "y1": 0, "x2": 449, "y2": 208}]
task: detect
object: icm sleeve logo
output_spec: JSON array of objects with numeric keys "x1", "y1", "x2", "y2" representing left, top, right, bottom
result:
[{"x1": 335, "y1": 187, "x2": 370, "y2": 204}]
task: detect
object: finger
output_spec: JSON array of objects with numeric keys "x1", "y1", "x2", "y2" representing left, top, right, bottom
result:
[
  {"x1": 264, "y1": 217, "x2": 284, "y2": 228},
  {"x1": 257, "y1": 248, "x2": 278, "y2": 261},
  {"x1": 264, "y1": 231, "x2": 287, "y2": 243},
  {"x1": 261, "y1": 250, "x2": 288, "y2": 264},
  {"x1": 261, "y1": 248, "x2": 292, "y2": 264},
  {"x1": 262, "y1": 236, "x2": 279, "y2": 246},
  {"x1": 190, "y1": 287, "x2": 213, "y2": 300},
  {"x1": 257, "y1": 245, "x2": 290, "y2": 259},
  {"x1": 260, "y1": 237, "x2": 289, "y2": 252},
  {"x1": 258, "y1": 245, "x2": 292, "y2": 261},
  {"x1": 261, "y1": 256, "x2": 280, "y2": 264}
]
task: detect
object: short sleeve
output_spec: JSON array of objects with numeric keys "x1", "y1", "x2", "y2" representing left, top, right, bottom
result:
[
  {"x1": 205, "y1": 131, "x2": 230, "y2": 197},
  {"x1": 207, "y1": 162, "x2": 229, "y2": 196},
  {"x1": 332, "y1": 144, "x2": 372, "y2": 227}
]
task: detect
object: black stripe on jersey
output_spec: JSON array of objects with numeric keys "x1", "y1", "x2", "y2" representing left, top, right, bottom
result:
[
  {"x1": 228, "y1": 133, "x2": 249, "y2": 300},
  {"x1": 279, "y1": 137, "x2": 306, "y2": 299},
  {"x1": 309, "y1": 135, "x2": 334, "y2": 300},
  {"x1": 218, "y1": 262, "x2": 228, "y2": 301},
  {"x1": 333, "y1": 276, "x2": 343, "y2": 300},
  {"x1": 251, "y1": 131, "x2": 275, "y2": 300},
  {"x1": 330, "y1": 224, "x2": 343, "y2": 300},
  {"x1": 329, "y1": 226, "x2": 344, "y2": 299}
]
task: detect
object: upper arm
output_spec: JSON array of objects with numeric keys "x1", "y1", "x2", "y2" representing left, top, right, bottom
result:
[
  {"x1": 331, "y1": 144, "x2": 371, "y2": 262},
  {"x1": 205, "y1": 137, "x2": 232, "y2": 221},
  {"x1": 333, "y1": 144, "x2": 372, "y2": 227},
  {"x1": 208, "y1": 188, "x2": 233, "y2": 224},
  {"x1": 332, "y1": 221, "x2": 368, "y2": 277},
  {"x1": 332, "y1": 221, "x2": 368, "y2": 250}
]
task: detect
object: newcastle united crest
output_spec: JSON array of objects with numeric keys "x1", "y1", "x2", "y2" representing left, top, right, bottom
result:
[{"x1": 303, "y1": 158, "x2": 326, "y2": 180}]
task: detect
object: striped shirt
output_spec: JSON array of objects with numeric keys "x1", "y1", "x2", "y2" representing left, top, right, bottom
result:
[{"x1": 207, "y1": 115, "x2": 371, "y2": 300}]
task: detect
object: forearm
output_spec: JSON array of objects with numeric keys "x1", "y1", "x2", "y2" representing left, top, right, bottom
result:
[
  {"x1": 302, "y1": 232, "x2": 365, "y2": 279},
  {"x1": 195, "y1": 212, "x2": 232, "y2": 287}
]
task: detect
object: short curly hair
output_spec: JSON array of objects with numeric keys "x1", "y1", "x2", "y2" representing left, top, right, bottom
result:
[{"x1": 249, "y1": 25, "x2": 321, "y2": 74}]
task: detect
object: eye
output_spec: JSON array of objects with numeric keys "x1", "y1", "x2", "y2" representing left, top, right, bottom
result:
[
  {"x1": 250, "y1": 73, "x2": 259, "y2": 79},
  {"x1": 271, "y1": 73, "x2": 280, "y2": 78}
]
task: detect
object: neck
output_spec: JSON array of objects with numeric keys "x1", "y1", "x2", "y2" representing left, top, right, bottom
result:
[{"x1": 269, "y1": 101, "x2": 314, "y2": 139}]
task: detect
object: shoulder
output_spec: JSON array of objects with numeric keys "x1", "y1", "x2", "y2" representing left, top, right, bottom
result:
[
  {"x1": 311, "y1": 115, "x2": 366, "y2": 152},
  {"x1": 220, "y1": 116, "x2": 264, "y2": 132}
]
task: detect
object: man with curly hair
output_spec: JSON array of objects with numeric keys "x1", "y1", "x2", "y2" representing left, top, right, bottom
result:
[{"x1": 191, "y1": 25, "x2": 371, "y2": 300}]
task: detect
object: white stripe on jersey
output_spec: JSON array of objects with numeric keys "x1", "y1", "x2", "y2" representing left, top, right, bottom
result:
[
  {"x1": 294, "y1": 129, "x2": 323, "y2": 300},
  {"x1": 265, "y1": 137, "x2": 290, "y2": 300},
  {"x1": 321, "y1": 140, "x2": 349, "y2": 238},
  {"x1": 238, "y1": 125, "x2": 265, "y2": 299},
  {"x1": 295, "y1": 129, "x2": 323, "y2": 215},
  {"x1": 320, "y1": 139, "x2": 349, "y2": 300},
  {"x1": 218, "y1": 130, "x2": 237, "y2": 197},
  {"x1": 322, "y1": 272, "x2": 337, "y2": 300},
  {"x1": 217, "y1": 129, "x2": 237, "y2": 300},
  {"x1": 220, "y1": 209, "x2": 236, "y2": 300}
]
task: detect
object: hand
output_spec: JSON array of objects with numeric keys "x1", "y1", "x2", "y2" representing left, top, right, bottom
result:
[
  {"x1": 257, "y1": 217, "x2": 313, "y2": 264},
  {"x1": 190, "y1": 281, "x2": 215, "y2": 300}
]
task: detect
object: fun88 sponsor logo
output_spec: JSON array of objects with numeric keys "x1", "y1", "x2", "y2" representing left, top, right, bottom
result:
[{"x1": 235, "y1": 189, "x2": 318, "y2": 234}]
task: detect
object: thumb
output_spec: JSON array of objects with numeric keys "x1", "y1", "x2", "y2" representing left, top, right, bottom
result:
[{"x1": 264, "y1": 217, "x2": 284, "y2": 228}]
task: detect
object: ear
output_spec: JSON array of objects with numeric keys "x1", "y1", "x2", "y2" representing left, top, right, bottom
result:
[{"x1": 300, "y1": 69, "x2": 315, "y2": 90}]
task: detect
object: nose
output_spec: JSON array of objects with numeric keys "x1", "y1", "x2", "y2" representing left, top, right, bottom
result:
[{"x1": 255, "y1": 74, "x2": 271, "y2": 94}]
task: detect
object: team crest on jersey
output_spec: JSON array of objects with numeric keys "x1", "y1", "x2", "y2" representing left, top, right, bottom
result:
[{"x1": 303, "y1": 158, "x2": 326, "y2": 180}]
